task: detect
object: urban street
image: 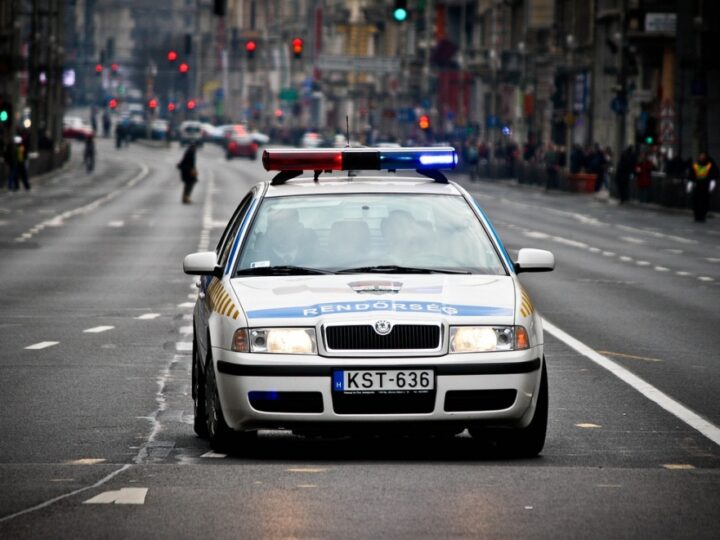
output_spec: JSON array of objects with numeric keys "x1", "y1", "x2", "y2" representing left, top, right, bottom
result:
[{"x1": 0, "y1": 139, "x2": 718, "y2": 538}]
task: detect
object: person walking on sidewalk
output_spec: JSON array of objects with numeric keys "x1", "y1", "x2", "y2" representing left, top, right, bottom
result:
[
  {"x1": 634, "y1": 151, "x2": 654, "y2": 203},
  {"x1": 615, "y1": 145, "x2": 636, "y2": 204},
  {"x1": 177, "y1": 142, "x2": 198, "y2": 204},
  {"x1": 688, "y1": 151, "x2": 718, "y2": 223}
]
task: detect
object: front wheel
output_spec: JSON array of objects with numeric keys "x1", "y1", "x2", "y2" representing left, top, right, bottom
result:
[
  {"x1": 204, "y1": 354, "x2": 257, "y2": 453},
  {"x1": 470, "y1": 358, "x2": 548, "y2": 457},
  {"x1": 192, "y1": 338, "x2": 208, "y2": 438}
]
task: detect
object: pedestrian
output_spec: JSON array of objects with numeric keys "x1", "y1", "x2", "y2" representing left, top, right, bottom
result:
[
  {"x1": 177, "y1": 142, "x2": 198, "y2": 204},
  {"x1": 635, "y1": 151, "x2": 654, "y2": 203},
  {"x1": 545, "y1": 144, "x2": 559, "y2": 190},
  {"x1": 102, "y1": 110, "x2": 111, "y2": 138},
  {"x1": 615, "y1": 145, "x2": 636, "y2": 204},
  {"x1": 90, "y1": 107, "x2": 98, "y2": 135},
  {"x1": 9, "y1": 136, "x2": 30, "y2": 191},
  {"x1": 83, "y1": 135, "x2": 96, "y2": 173},
  {"x1": 687, "y1": 151, "x2": 718, "y2": 223}
]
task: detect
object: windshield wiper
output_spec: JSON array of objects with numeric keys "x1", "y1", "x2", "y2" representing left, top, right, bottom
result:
[
  {"x1": 336, "y1": 265, "x2": 470, "y2": 275},
  {"x1": 236, "y1": 265, "x2": 335, "y2": 276}
]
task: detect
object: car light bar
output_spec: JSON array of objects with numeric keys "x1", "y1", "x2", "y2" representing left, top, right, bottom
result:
[{"x1": 262, "y1": 147, "x2": 458, "y2": 172}]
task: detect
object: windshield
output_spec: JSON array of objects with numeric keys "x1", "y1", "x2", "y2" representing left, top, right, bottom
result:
[{"x1": 235, "y1": 194, "x2": 506, "y2": 275}]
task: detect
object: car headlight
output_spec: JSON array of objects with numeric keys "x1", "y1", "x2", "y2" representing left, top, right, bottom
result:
[
  {"x1": 247, "y1": 328, "x2": 317, "y2": 354},
  {"x1": 449, "y1": 326, "x2": 530, "y2": 353}
]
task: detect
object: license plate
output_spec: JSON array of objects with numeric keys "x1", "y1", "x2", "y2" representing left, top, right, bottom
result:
[{"x1": 333, "y1": 369, "x2": 434, "y2": 393}]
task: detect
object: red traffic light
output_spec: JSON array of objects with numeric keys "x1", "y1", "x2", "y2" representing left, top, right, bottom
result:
[
  {"x1": 148, "y1": 98, "x2": 158, "y2": 110},
  {"x1": 178, "y1": 62, "x2": 189, "y2": 74},
  {"x1": 274, "y1": 108, "x2": 284, "y2": 118},
  {"x1": 110, "y1": 63, "x2": 118, "y2": 73},
  {"x1": 108, "y1": 98, "x2": 118, "y2": 109},
  {"x1": 418, "y1": 114, "x2": 430, "y2": 129},
  {"x1": 186, "y1": 99, "x2": 196, "y2": 110},
  {"x1": 167, "y1": 50, "x2": 178, "y2": 62},
  {"x1": 245, "y1": 40, "x2": 257, "y2": 52},
  {"x1": 292, "y1": 37, "x2": 303, "y2": 56},
  {"x1": 168, "y1": 102, "x2": 176, "y2": 112},
  {"x1": 95, "y1": 63, "x2": 103, "y2": 74}
]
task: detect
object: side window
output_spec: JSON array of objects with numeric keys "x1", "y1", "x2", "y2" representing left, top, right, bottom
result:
[{"x1": 216, "y1": 193, "x2": 254, "y2": 268}]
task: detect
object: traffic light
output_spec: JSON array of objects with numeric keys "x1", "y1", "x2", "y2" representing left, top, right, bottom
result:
[
  {"x1": 393, "y1": 0, "x2": 408, "y2": 22},
  {"x1": 148, "y1": 98, "x2": 158, "y2": 110},
  {"x1": 186, "y1": 99, "x2": 196, "y2": 110},
  {"x1": 178, "y1": 62, "x2": 189, "y2": 74},
  {"x1": 246, "y1": 40, "x2": 256, "y2": 59},
  {"x1": 168, "y1": 102, "x2": 176, "y2": 112},
  {"x1": 418, "y1": 114, "x2": 430, "y2": 130},
  {"x1": 292, "y1": 38, "x2": 303, "y2": 59},
  {"x1": 167, "y1": 50, "x2": 178, "y2": 62},
  {"x1": 110, "y1": 63, "x2": 118, "y2": 74},
  {"x1": 95, "y1": 63, "x2": 103, "y2": 75},
  {"x1": 213, "y1": 0, "x2": 227, "y2": 16},
  {"x1": 108, "y1": 98, "x2": 118, "y2": 109},
  {"x1": 0, "y1": 98, "x2": 11, "y2": 124}
]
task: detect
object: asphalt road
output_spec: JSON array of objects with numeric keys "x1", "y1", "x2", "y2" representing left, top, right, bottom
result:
[{"x1": 0, "y1": 140, "x2": 718, "y2": 539}]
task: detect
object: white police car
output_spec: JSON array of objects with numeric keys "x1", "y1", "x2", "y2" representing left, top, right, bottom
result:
[{"x1": 183, "y1": 147, "x2": 555, "y2": 455}]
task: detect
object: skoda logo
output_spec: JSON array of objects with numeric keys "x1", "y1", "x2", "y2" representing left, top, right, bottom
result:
[{"x1": 374, "y1": 320, "x2": 393, "y2": 335}]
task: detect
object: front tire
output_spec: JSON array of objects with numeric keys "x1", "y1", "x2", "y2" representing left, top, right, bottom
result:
[
  {"x1": 470, "y1": 358, "x2": 548, "y2": 457},
  {"x1": 192, "y1": 338, "x2": 208, "y2": 438},
  {"x1": 204, "y1": 353, "x2": 257, "y2": 453}
]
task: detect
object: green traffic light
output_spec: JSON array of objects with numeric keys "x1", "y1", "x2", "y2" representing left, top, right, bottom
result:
[
  {"x1": 0, "y1": 110, "x2": 8, "y2": 123},
  {"x1": 645, "y1": 136, "x2": 654, "y2": 144},
  {"x1": 393, "y1": 8, "x2": 408, "y2": 21}
]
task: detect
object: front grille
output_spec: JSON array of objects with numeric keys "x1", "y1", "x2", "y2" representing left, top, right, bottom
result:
[
  {"x1": 332, "y1": 391, "x2": 436, "y2": 414},
  {"x1": 325, "y1": 324, "x2": 440, "y2": 350}
]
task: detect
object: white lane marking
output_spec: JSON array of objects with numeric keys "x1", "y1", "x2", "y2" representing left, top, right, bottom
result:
[
  {"x1": 107, "y1": 220, "x2": 125, "y2": 228},
  {"x1": 135, "y1": 313, "x2": 161, "y2": 320},
  {"x1": 66, "y1": 458, "x2": 107, "y2": 465},
  {"x1": 636, "y1": 260, "x2": 651, "y2": 266},
  {"x1": 179, "y1": 325, "x2": 193, "y2": 335},
  {"x1": 654, "y1": 266, "x2": 670, "y2": 272},
  {"x1": 619, "y1": 256, "x2": 633, "y2": 262},
  {"x1": 187, "y1": 293, "x2": 197, "y2": 300},
  {"x1": 523, "y1": 231, "x2": 549, "y2": 239},
  {"x1": 25, "y1": 341, "x2": 59, "y2": 350},
  {"x1": 663, "y1": 464, "x2": 696, "y2": 470},
  {"x1": 552, "y1": 236, "x2": 588, "y2": 249},
  {"x1": 675, "y1": 271, "x2": 692, "y2": 276},
  {"x1": 620, "y1": 236, "x2": 645, "y2": 244},
  {"x1": 706, "y1": 258, "x2": 720, "y2": 263},
  {"x1": 665, "y1": 249, "x2": 683, "y2": 254},
  {"x1": 83, "y1": 326, "x2": 114, "y2": 334},
  {"x1": 200, "y1": 451, "x2": 227, "y2": 458},
  {"x1": 698, "y1": 276, "x2": 715, "y2": 282},
  {"x1": 177, "y1": 302, "x2": 195, "y2": 308},
  {"x1": 0, "y1": 464, "x2": 131, "y2": 524},
  {"x1": 602, "y1": 251, "x2": 615, "y2": 257},
  {"x1": 575, "y1": 423, "x2": 602, "y2": 429},
  {"x1": 617, "y1": 225, "x2": 697, "y2": 245},
  {"x1": 544, "y1": 320, "x2": 720, "y2": 448},
  {"x1": 176, "y1": 342, "x2": 192, "y2": 352},
  {"x1": 83, "y1": 487, "x2": 148, "y2": 505},
  {"x1": 14, "y1": 163, "x2": 149, "y2": 242},
  {"x1": 182, "y1": 314, "x2": 193, "y2": 321}
]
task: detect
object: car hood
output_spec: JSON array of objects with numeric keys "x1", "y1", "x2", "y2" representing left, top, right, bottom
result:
[{"x1": 230, "y1": 274, "x2": 515, "y2": 325}]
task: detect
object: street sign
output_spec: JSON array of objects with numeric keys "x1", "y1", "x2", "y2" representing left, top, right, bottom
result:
[
  {"x1": 316, "y1": 55, "x2": 401, "y2": 74},
  {"x1": 279, "y1": 88, "x2": 298, "y2": 102}
]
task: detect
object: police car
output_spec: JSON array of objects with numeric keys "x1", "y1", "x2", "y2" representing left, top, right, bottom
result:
[{"x1": 183, "y1": 147, "x2": 555, "y2": 456}]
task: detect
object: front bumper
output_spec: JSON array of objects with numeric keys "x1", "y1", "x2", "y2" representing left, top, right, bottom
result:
[{"x1": 211, "y1": 347, "x2": 544, "y2": 432}]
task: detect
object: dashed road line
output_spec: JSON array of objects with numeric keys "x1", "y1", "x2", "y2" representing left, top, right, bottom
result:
[
  {"x1": 83, "y1": 487, "x2": 148, "y2": 505},
  {"x1": 25, "y1": 341, "x2": 59, "y2": 350},
  {"x1": 83, "y1": 326, "x2": 114, "y2": 334},
  {"x1": 15, "y1": 163, "x2": 149, "y2": 243},
  {"x1": 135, "y1": 313, "x2": 161, "y2": 320},
  {"x1": 200, "y1": 451, "x2": 227, "y2": 459},
  {"x1": 107, "y1": 220, "x2": 125, "y2": 228},
  {"x1": 544, "y1": 320, "x2": 720, "y2": 448},
  {"x1": 698, "y1": 276, "x2": 714, "y2": 282},
  {"x1": 177, "y1": 302, "x2": 195, "y2": 308},
  {"x1": 176, "y1": 342, "x2": 192, "y2": 353}
]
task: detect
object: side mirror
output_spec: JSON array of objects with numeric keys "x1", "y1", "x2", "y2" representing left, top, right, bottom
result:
[
  {"x1": 183, "y1": 251, "x2": 221, "y2": 276},
  {"x1": 514, "y1": 248, "x2": 555, "y2": 273}
]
